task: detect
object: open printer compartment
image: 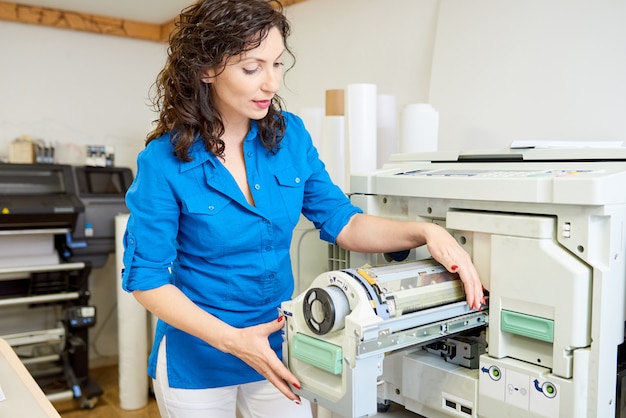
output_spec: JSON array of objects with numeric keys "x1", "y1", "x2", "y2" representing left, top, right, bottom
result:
[{"x1": 0, "y1": 163, "x2": 132, "y2": 408}]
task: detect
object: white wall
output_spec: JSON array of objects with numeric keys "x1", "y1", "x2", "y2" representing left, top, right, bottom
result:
[
  {"x1": 430, "y1": 0, "x2": 626, "y2": 151},
  {"x1": 0, "y1": 21, "x2": 165, "y2": 168},
  {"x1": 282, "y1": 0, "x2": 439, "y2": 114}
]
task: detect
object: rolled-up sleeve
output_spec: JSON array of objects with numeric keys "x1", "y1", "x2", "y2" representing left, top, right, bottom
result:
[
  {"x1": 122, "y1": 142, "x2": 180, "y2": 292},
  {"x1": 285, "y1": 114, "x2": 362, "y2": 244}
]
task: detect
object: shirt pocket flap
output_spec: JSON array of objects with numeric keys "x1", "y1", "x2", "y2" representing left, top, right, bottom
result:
[
  {"x1": 274, "y1": 165, "x2": 310, "y2": 188},
  {"x1": 184, "y1": 193, "x2": 232, "y2": 216}
]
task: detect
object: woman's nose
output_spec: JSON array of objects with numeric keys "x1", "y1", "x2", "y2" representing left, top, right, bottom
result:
[{"x1": 262, "y1": 68, "x2": 281, "y2": 93}]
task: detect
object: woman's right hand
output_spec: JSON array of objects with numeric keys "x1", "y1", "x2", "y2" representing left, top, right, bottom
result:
[
  {"x1": 134, "y1": 286, "x2": 301, "y2": 402},
  {"x1": 223, "y1": 316, "x2": 302, "y2": 404}
]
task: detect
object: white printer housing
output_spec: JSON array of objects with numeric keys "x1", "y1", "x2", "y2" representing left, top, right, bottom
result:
[{"x1": 283, "y1": 148, "x2": 626, "y2": 418}]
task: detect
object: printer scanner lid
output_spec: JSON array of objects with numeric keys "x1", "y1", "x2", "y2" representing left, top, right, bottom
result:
[{"x1": 388, "y1": 147, "x2": 626, "y2": 163}]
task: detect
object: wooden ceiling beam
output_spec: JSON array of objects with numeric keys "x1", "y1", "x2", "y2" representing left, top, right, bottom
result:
[
  {"x1": 0, "y1": 0, "x2": 308, "y2": 43},
  {"x1": 278, "y1": 0, "x2": 306, "y2": 6},
  {"x1": 0, "y1": 1, "x2": 162, "y2": 41}
]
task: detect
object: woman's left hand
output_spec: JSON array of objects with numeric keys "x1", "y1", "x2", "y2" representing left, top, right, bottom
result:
[
  {"x1": 423, "y1": 223, "x2": 485, "y2": 310},
  {"x1": 337, "y1": 214, "x2": 485, "y2": 310}
]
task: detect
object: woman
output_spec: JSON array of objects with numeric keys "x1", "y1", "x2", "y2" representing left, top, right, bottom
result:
[{"x1": 121, "y1": 0, "x2": 485, "y2": 417}]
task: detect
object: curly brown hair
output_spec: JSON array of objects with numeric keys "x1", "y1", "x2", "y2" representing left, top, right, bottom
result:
[{"x1": 147, "y1": 0, "x2": 294, "y2": 162}]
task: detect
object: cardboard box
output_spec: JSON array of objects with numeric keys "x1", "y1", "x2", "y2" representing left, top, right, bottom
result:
[{"x1": 8, "y1": 141, "x2": 35, "y2": 164}]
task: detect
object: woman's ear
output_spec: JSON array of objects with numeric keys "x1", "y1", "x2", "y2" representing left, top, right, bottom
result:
[{"x1": 200, "y1": 69, "x2": 214, "y2": 84}]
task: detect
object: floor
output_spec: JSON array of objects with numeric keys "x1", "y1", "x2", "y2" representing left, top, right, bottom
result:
[{"x1": 52, "y1": 365, "x2": 160, "y2": 418}]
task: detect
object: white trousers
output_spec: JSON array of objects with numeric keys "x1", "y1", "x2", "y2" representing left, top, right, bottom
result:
[{"x1": 153, "y1": 338, "x2": 313, "y2": 418}]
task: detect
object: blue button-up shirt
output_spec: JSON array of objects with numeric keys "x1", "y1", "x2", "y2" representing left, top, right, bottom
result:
[{"x1": 122, "y1": 112, "x2": 362, "y2": 388}]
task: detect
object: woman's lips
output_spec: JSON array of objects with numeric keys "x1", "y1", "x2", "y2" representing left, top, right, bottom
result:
[{"x1": 253, "y1": 100, "x2": 271, "y2": 109}]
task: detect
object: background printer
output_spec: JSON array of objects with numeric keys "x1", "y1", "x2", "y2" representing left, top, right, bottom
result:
[
  {"x1": 59, "y1": 165, "x2": 134, "y2": 267},
  {"x1": 0, "y1": 163, "x2": 132, "y2": 408}
]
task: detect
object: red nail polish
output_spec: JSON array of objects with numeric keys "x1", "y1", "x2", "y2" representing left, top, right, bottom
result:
[
  {"x1": 277, "y1": 316, "x2": 284, "y2": 323},
  {"x1": 451, "y1": 265, "x2": 459, "y2": 272},
  {"x1": 293, "y1": 383, "x2": 301, "y2": 389}
]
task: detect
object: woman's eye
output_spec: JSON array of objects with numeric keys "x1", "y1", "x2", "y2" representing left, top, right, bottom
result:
[{"x1": 243, "y1": 67, "x2": 259, "y2": 75}]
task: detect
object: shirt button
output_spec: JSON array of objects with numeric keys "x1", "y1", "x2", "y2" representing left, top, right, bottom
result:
[
  {"x1": 247, "y1": 151, "x2": 253, "y2": 157},
  {"x1": 208, "y1": 205, "x2": 215, "y2": 211},
  {"x1": 254, "y1": 184, "x2": 261, "y2": 190},
  {"x1": 265, "y1": 246, "x2": 272, "y2": 252},
  {"x1": 295, "y1": 177, "x2": 301, "y2": 184}
]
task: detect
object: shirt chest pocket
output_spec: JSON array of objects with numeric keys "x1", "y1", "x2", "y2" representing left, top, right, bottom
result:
[
  {"x1": 184, "y1": 193, "x2": 232, "y2": 216},
  {"x1": 273, "y1": 165, "x2": 310, "y2": 225},
  {"x1": 181, "y1": 193, "x2": 237, "y2": 245}
]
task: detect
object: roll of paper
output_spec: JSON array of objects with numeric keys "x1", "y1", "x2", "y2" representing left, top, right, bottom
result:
[
  {"x1": 345, "y1": 83, "x2": 378, "y2": 187},
  {"x1": 321, "y1": 115, "x2": 346, "y2": 192},
  {"x1": 317, "y1": 406, "x2": 333, "y2": 418},
  {"x1": 400, "y1": 103, "x2": 439, "y2": 153},
  {"x1": 325, "y1": 89, "x2": 345, "y2": 116},
  {"x1": 376, "y1": 94, "x2": 397, "y2": 168},
  {"x1": 115, "y1": 213, "x2": 149, "y2": 410},
  {"x1": 298, "y1": 107, "x2": 325, "y2": 154}
]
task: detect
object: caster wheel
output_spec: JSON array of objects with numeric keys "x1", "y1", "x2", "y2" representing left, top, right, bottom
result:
[
  {"x1": 81, "y1": 396, "x2": 98, "y2": 409},
  {"x1": 377, "y1": 400, "x2": 391, "y2": 413}
]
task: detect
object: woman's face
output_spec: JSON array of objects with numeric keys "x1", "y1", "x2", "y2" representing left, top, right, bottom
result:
[{"x1": 202, "y1": 27, "x2": 285, "y2": 128}]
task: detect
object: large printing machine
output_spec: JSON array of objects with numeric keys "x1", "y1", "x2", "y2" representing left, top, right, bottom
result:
[
  {"x1": 0, "y1": 163, "x2": 132, "y2": 409},
  {"x1": 281, "y1": 148, "x2": 626, "y2": 418}
]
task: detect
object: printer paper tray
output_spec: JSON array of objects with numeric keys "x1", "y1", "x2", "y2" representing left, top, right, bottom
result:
[
  {"x1": 0, "y1": 262, "x2": 85, "y2": 280},
  {"x1": 0, "y1": 262, "x2": 85, "y2": 306}
]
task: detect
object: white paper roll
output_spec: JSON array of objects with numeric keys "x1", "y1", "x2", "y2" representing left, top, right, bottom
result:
[
  {"x1": 400, "y1": 103, "x2": 439, "y2": 153},
  {"x1": 345, "y1": 83, "x2": 377, "y2": 185},
  {"x1": 298, "y1": 107, "x2": 325, "y2": 154},
  {"x1": 321, "y1": 115, "x2": 346, "y2": 192},
  {"x1": 316, "y1": 406, "x2": 333, "y2": 418},
  {"x1": 115, "y1": 213, "x2": 149, "y2": 410},
  {"x1": 376, "y1": 94, "x2": 397, "y2": 168}
]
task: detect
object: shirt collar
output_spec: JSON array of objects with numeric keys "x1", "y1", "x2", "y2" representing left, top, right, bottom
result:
[{"x1": 178, "y1": 122, "x2": 260, "y2": 173}]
